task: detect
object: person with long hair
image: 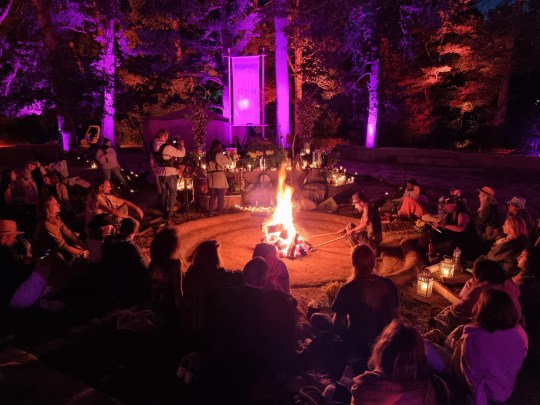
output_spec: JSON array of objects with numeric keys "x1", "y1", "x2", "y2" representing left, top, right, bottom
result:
[
  {"x1": 32, "y1": 196, "x2": 87, "y2": 261},
  {"x1": 183, "y1": 240, "x2": 241, "y2": 339},
  {"x1": 486, "y1": 216, "x2": 528, "y2": 275},
  {"x1": 252, "y1": 242, "x2": 291, "y2": 295},
  {"x1": 350, "y1": 320, "x2": 448, "y2": 404},
  {"x1": 331, "y1": 244, "x2": 399, "y2": 358},
  {"x1": 395, "y1": 179, "x2": 428, "y2": 220},
  {"x1": 455, "y1": 289, "x2": 528, "y2": 405},
  {"x1": 513, "y1": 246, "x2": 540, "y2": 332},
  {"x1": 206, "y1": 139, "x2": 231, "y2": 216},
  {"x1": 149, "y1": 226, "x2": 184, "y2": 323},
  {"x1": 473, "y1": 186, "x2": 499, "y2": 240},
  {"x1": 0, "y1": 168, "x2": 18, "y2": 219}
]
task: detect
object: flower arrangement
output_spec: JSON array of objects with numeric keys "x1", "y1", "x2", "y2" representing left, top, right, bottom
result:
[{"x1": 241, "y1": 139, "x2": 288, "y2": 169}]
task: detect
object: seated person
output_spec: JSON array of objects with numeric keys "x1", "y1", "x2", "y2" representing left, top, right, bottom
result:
[
  {"x1": 1, "y1": 169, "x2": 18, "y2": 219},
  {"x1": 32, "y1": 196, "x2": 88, "y2": 261},
  {"x1": 86, "y1": 213, "x2": 116, "y2": 264},
  {"x1": 432, "y1": 258, "x2": 522, "y2": 334},
  {"x1": 0, "y1": 219, "x2": 64, "y2": 311},
  {"x1": 473, "y1": 186, "x2": 499, "y2": 241},
  {"x1": 332, "y1": 244, "x2": 399, "y2": 358},
  {"x1": 506, "y1": 196, "x2": 536, "y2": 242},
  {"x1": 486, "y1": 216, "x2": 528, "y2": 275},
  {"x1": 85, "y1": 179, "x2": 143, "y2": 227},
  {"x1": 101, "y1": 218, "x2": 150, "y2": 303},
  {"x1": 253, "y1": 242, "x2": 291, "y2": 295},
  {"x1": 394, "y1": 179, "x2": 427, "y2": 220},
  {"x1": 431, "y1": 196, "x2": 478, "y2": 259},
  {"x1": 513, "y1": 246, "x2": 540, "y2": 332},
  {"x1": 438, "y1": 185, "x2": 468, "y2": 214},
  {"x1": 350, "y1": 320, "x2": 448, "y2": 405},
  {"x1": 43, "y1": 172, "x2": 70, "y2": 211},
  {"x1": 339, "y1": 193, "x2": 382, "y2": 253}
]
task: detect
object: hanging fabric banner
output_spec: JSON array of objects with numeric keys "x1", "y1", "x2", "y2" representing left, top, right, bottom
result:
[{"x1": 231, "y1": 56, "x2": 261, "y2": 126}]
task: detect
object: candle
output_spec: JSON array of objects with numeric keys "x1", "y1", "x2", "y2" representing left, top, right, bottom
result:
[{"x1": 247, "y1": 164, "x2": 252, "y2": 172}]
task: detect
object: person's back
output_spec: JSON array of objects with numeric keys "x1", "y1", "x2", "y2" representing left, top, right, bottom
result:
[{"x1": 332, "y1": 274, "x2": 399, "y2": 356}]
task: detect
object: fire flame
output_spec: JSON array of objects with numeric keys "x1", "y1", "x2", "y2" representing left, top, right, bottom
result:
[{"x1": 263, "y1": 165, "x2": 310, "y2": 258}]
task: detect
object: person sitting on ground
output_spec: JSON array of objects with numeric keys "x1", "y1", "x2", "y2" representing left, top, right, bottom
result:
[
  {"x1": 505, "y1": 196, "x2": 535, "y2": 242},
  {"x1": 43, "y1": 172, "x2": 70, "y2": 211},
  {"x1": 253, "y1": 242, "x2": 291, "y2": 296},
  {"x1": 431, "y1": 258, "x2": 522, "y2": 334},
  {"x1": 0, "y1": 219, "x2": 65, "y2": 312},
  {"x1": 149, "y1": 226, "x2": 184, "y2": 324},
  {"x1": 485, "y1": 216, "x2": 528, "y2": 275},
  {"x1": 331, "y1": 244, "x2": 399, "y2": 359},
  {"x1": 438, "y1": 185, "x2": 467, "y2": 215},
  {"x1": 184, "y1": 240, "x2": 242, "y2": 343},
  {"x1": 32, "y1": 196, "x2": 88, "y2": 262},
  {"x1": 350, "y1": 320, "x2": 449, "y2": 405},
  {"x1": 0, "y1": 169, "x2": 18, "y2": 219},
  {"x1": 101, "y1": 217, "x2": 150, "y2": 303},
  {"x1": 513, "y1": 246, "x2": 540, "y2": 332},
  {"x1": 86, "y1": 213, "x2": 116, "y2": 264},
  {"x1": 394, "y1": 179, "x2": 428, "y2": 220},
  {"x1": 431, "y1": 196, "x2": 478, "y2": 259},
  {"x1": 95, "y1": 138, "x2": 129, "y2": 188},
  {"x1": 454, "y1": 289, "x2": 527, "y2": 405},
  {"x1": 85, "y1": 179, "x2": 143, "y2": 228},
  {"x1": 473, "y1": 186, "x2": 499, "y2": 241},
  {"x1": 339, "y1": 193, "x2": 382, "y2": 253}
]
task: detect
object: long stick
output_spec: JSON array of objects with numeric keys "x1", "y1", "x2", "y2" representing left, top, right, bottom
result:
[
  {"x1": 312, "y1": 235, "x2": 347, "y2": 248},
  {"x1": 309, "y1": 232, "x2": 339, "y2": 239}
]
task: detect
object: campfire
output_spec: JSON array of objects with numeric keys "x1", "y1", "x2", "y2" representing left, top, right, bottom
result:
[{"x1": 262, "y1": 166, "x2": 312, "y2": 258}]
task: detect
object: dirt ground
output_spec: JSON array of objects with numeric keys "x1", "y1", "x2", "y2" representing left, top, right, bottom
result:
[{"x1": 2, "y1": 150, "x2": 540, "y2": 404}]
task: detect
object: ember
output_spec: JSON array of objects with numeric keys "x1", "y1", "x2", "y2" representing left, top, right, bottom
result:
[{"x1": 262, "y1": 166, "x2": 312, "y2": 258}]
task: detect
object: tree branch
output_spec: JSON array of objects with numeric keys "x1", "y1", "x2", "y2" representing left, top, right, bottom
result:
[
  {"x1": 0, "y1": 0, "x2": 14, "y2": 26},
  {"x1": 58, "y1": 26, "x2": 87, "y2": 34}
]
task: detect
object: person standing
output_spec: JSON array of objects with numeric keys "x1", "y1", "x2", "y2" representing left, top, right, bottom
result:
[
  {"x1": 95, "y1": 138, "x2": 129, "y2": 188},
  {"x1": 151, "y1": 129, "x2": 186, "y2": 220},
  {"x1": 206, "y1": 139, "x2": 231, "y2": 216}
]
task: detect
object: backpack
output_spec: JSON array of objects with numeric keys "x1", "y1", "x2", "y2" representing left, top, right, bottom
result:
[{"x1": 152, "y1": 141, "x2": 175, "y2": 167}]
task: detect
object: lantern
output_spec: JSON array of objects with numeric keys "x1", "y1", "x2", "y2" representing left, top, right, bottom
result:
[
  {"x1": 177, "y1": 179, "x2": 185, "y2": 191},
  {"x1": 416, "y1": 269, "x2": 434, "y2": 297},
  {"x1": 440, "y1": 256, "x2": 455, "y2": 278}
]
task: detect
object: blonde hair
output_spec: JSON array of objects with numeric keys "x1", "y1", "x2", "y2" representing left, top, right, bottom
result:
[{"x1": 504, "y1": 216, "x2": 528, "y2": 238}]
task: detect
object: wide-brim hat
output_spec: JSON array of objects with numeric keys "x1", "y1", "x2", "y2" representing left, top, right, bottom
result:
[
  {"x1": 477, "y1": 186, "x2": 495, "y2": 198},
  {"x1": 88, "y1": 213, "x2": 116, "y2": 229},
  {"x1": 507, "y1": 196, "x2": 526, "y2": 210},
  {"x1": 0, "y1": 219, "x2": 24, "y2": 236}
]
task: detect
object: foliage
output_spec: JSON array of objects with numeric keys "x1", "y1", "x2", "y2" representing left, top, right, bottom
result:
[
  {"x1": 190, "y1": 104, "x2": 210, "y2": 151},
  {"x1": 320, "y1": 280, "x2": 344, "y2": 306},
  {"x1": 242, "y1": 139, "x2": 288, "y2": 168}
]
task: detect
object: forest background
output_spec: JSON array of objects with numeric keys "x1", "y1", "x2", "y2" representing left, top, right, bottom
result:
[{"x1": 1, "y1": 0, "x2": 540, "y2": 153}]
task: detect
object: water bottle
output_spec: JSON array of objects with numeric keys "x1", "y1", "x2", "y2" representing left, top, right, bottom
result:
[{"x1": 453, "y1": 247, "x2": 461, "y2": 271}]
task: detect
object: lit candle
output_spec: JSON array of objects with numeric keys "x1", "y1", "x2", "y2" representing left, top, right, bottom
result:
[{"x1": 247, "y1": 164, "x2": 252, "y2": 172}]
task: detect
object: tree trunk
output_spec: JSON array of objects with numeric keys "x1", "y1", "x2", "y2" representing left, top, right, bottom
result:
[
  {"x1": 293, "y1": 0, "x2": 302, "y2": 141},
  {"x1": 274, "y1": 0, "x2": 291, "y2": 148},
  {"x1": 366, "y1": 54, "x2": 379, "y2": 148},
  {"x1": 31, "y1": 0, "x2": 76, "y2": 150},
  {"x1": 101, "y1": 18, "x2": 116, "y2": 146}
]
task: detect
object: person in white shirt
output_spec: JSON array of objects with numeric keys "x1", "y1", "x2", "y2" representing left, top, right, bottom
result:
[
  {"x1": 150, "y1": 129, "x2": 186, "y2": 220},
  {"x1": 95, "y1": 138, "x2": 128, "y2": 187}
]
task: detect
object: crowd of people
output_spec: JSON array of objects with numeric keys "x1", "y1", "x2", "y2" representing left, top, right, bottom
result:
[{"x1": 1, "y1": 139, "x2": 540, "y2": 405}]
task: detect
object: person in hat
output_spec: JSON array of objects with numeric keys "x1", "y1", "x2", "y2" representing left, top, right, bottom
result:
[
  {"x1": 432, "y1": 196, "x2": 478, "y2": 259},
  {"x1": 339, "y1": 193, "x2": 382, "y2": 253},
  {"x1": 474, "y1": 186, "x2": 500, "y2": 241},
  {"x1": 101, "y1": 217, "x2": 150, "y2": 303},
  {"x1": 0, "y1": 219, "x2": 63, "y2": 311},
  {"x1": 86, "y1": 213, "x2": 116, "y2": 264},
  {"x1": 506, "y1": 196, "x2": 535, "y2": 239}
]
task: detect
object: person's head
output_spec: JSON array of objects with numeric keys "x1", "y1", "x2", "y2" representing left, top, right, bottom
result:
[
  {"x1": 0, "y1": 219, "x2": 24, "y2": 247},
  {"x1": 150, "y1": 226, "x2": 181, "y2": 266},
  {"x1": 507, "y1": 196, "x2": 526, "y2": 215},
  {"x1": 44, "y1": 172, "x2": 60, "y2": 186},
  {"x1": 119, "y1": 218, "x2": 139, "y2": 238},
  {"x1": 191, "y1": 240, "x2": 222, "y2": 270},
  {"x1": 351, "y1": 193, "x2": 368, "y2": 212},
  {"x1": 450, "y1": 186, "x2": 462, "y2": 197},
  {"x1": 25, "y1": 161, "x2": 38, "y2": 172},
  {"x1": 243, "y1": 257, "x2": 270, "y2": 289},
  {"x1": 98, "y1": 180, "x2": 112, "y2": 195},
  {"x1": 232, "y1": 135, "x2": 240, "y2": 145},
  {"x1": 502, "y1": 216, "x2": 528, "y2": 239},
  {"x1": 43, "y1": 196, "x2": 61, "y2": 219},
  {"x1": 472, "y1": 258, "x2": 506, "y2": 284},
  {"x1": 102, "y1": 138, "x2": 112, "y2": 147},
  {"x1": 473, "y1": 289, "x2": 519, "y2": 333},
  {"x1": 406, "y1": 179, "x2": 418, "y2": 190},
  {"x1": 1, "y1": 168, "x2": 16, "y2": 185},
  {"x1": 443, "y1": 196, "x2": 459, "y2": 213},
  {"x1": 210, "y1": 139, "x2": 223, "y2": 155},
  {"x1": 351, "y1": 244, "x2": 376, "y2": 278},
  {"x1": 157, "y1": 129, "x2": 169, "y2": 142},
  {"x1": 253, "y1": 243, "x2": 279, "y2": 267},
  {"x1": 368, "y1": 320, "x2": 427, "y2": 383},
  {"x1": 88, "y1": 213, "x2": 116, "y2": 236},
  {"x1": 517, "y1": 246, "x2": 540, "y2": 277},
  {"x1": 477, "y1": 186, "x2": 495, "y2": 203}
]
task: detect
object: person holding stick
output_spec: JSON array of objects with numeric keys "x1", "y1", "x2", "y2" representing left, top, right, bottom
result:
[{"x1": 338, "y1": 193, "x2": 382, "y2": 253}]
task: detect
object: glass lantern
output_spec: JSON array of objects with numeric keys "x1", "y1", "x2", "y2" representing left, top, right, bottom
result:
[
  {"x1": 440, "y1": 256, "x2": 455, "y2": 278},
  {"x1": 416, "y1": 269, "x2": 434, "y2": 297}
]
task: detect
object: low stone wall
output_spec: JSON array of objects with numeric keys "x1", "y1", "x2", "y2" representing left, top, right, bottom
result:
[
  {"x1": 0, "y1": 143, "x2": 64, "y2": 169},
  {"x1": 335, "y1": 145, "x2": 540, "y2": 171}
]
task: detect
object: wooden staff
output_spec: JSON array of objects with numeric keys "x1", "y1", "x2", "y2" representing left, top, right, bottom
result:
[
  {"x1": 308, "y1": 232, "x2": 340, "y2": 239},
  {"x1": 312, "y1": 235, "x2": 347, "y2": 248}
]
